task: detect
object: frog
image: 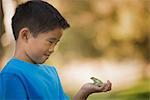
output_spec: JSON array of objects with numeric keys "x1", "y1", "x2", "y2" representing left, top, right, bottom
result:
[{"x1": 90, "y1": 77, "x2": 103, "y2": 86}]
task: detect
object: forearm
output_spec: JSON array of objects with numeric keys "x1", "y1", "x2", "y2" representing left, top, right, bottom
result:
[{"x1": 73, "y1": 89, "x2": 90, "y2": 100}]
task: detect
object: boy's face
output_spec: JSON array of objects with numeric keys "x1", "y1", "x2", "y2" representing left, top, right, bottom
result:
[{"x1": 24, "y1": 27, "x2": 63, "y2": 64}]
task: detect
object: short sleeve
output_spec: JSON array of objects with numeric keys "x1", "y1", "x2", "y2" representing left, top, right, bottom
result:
[
  {"x1": 51, "y1": 67, "x2": 70, "y2": 100},
  {"x1": 0, "y1": 73, "x2": 27, "y2": 100}
]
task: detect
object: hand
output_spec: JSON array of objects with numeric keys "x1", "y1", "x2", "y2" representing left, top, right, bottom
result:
[
  {"x1": 81, "y1": 80, "x2": 112, "y2": 94},
  {"x1": 73, "y1": 80, "x2": 112, "y2": 100}
]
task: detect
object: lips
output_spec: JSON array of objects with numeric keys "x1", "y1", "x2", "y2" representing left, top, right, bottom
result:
[
  {"x1": 45, "y1": 55, "x2": 50, "y2": 59},
  {"x1": 44, "y1": 53, "x2": 50, "y2": 56},
  {"x1": 44, "y1": 55, "x2": 49, "y2": 59}
]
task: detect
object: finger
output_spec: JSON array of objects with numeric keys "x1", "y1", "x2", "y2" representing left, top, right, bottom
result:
[
  {"x1": 107, "y1": 80, "x2": 112, "y2": 91},
  {"x1": 102, "y1": 83, "x2": 109, "y2": 92}
]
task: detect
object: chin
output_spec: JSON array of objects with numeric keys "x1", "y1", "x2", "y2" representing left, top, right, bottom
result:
[
  {"x1": 37, "y1": 60, "x2": 45, "y2": 64},
  {"x1": 35, "y1": 56, "x2": 49, "y2": 64},
  {"x1": 39, "y1": 59, "x2": 48, "y2": 64}
]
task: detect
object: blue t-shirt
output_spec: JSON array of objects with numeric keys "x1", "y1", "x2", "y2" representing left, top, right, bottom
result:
[{"x1": 0, "y1": 57, "x2": 69, "y2": 100}]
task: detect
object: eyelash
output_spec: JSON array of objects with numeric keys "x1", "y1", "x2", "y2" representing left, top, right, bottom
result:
[
  {"x1": 48, "y1": 41, "x2": 58, "y2": 45},
  {"x1": 49, "y1": 41, "x2": 53, "y2": 43}
]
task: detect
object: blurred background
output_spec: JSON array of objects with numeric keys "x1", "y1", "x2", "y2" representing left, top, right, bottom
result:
[{"x1": 0, "y1": 0, "x2": 150, "y2": 100}]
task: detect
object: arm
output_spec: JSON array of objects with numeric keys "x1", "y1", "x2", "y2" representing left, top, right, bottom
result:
[
  {"x1": 73, "y1": 80, "x2": 112, "y2": 100},
  {"x1": 73, "y1": 88, "x2": 89, "y2": 100}
]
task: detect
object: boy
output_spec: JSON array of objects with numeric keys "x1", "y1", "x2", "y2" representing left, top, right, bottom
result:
[{"x1": 0, "y1": 1, "x2": 111, "y2": 100}]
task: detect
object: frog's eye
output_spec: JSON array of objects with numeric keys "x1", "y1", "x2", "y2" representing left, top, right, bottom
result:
[{"x1": 90, "y1": 77, "x2": 95, "y2": 79}]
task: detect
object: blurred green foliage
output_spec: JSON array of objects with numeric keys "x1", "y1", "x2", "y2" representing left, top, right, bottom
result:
[
  {"x1": 56, "y1": 0, "x2": 150, "y2": 62},
  {"x1": 1, "y1": 0, "x2": 149, "y2": 62}
]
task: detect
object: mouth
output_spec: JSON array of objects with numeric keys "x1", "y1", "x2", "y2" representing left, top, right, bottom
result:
[
  {"x1": 44, "y1": 54, "x2": 50, "y2": 59},
  {"x1": 45, "y1": 54, "x2": 50, "y2": 56},
  {"x1": 44, "y1": 53, "x2": 50, "y2": 56}
]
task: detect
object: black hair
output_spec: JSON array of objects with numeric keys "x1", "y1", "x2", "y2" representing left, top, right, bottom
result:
[{"x1": 12, "y1": 0, "x2": 70, "y2": 40}]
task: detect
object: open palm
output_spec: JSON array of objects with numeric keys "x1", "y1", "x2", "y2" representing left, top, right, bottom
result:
[{"x1": 81, "y1": 80, "x2": 112, "y2": 94}]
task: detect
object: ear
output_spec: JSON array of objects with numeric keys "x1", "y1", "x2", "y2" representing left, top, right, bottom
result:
[{"x1": 19, "y1": 27, "x2": 31, "y2": 42}]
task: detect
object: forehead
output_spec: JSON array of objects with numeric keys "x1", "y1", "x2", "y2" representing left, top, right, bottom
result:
[{"x1": 36, "y1": 28, "x2": 63, "y2": 40}]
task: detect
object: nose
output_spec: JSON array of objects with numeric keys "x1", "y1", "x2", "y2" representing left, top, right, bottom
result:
[
  {"x1": 48, "y1": 47, "x2": 54, "y2": 53},
  {"x1": 48, "y1": 43, "x2": 57, "y2": 54}
]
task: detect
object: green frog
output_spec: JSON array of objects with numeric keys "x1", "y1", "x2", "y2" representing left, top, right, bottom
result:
[{"x1": 90, "y1": 77, "x2": 103, "y2": 86}]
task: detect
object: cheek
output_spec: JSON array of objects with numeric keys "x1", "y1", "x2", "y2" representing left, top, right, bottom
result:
[
  {"x1": 27, "y1": 40, "x2": 49, "y2": 57},
  {"x1": 34, "y1": 42, "x2": 49, "y2": 55}
]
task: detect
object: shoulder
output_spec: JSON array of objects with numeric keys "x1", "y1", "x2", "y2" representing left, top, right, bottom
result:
[{"x1": 1, "y1": 60, "x2": 22, "y2": 75}]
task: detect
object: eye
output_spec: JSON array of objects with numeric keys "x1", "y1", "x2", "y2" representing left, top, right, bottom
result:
[
  {"x1": 48, "y1": 41, "x2": 54, "y2": 45},
  {"x1": 49, "y1": 41, "x2": 53, "y2": 43},
  {"x1": 47, "y1": 40, "x2": 59, "y2": 46}
]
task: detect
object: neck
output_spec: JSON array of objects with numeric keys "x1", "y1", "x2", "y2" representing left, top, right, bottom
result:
[{"x1": 14, "y1": 44, "x2": 35, "y2": 64}]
